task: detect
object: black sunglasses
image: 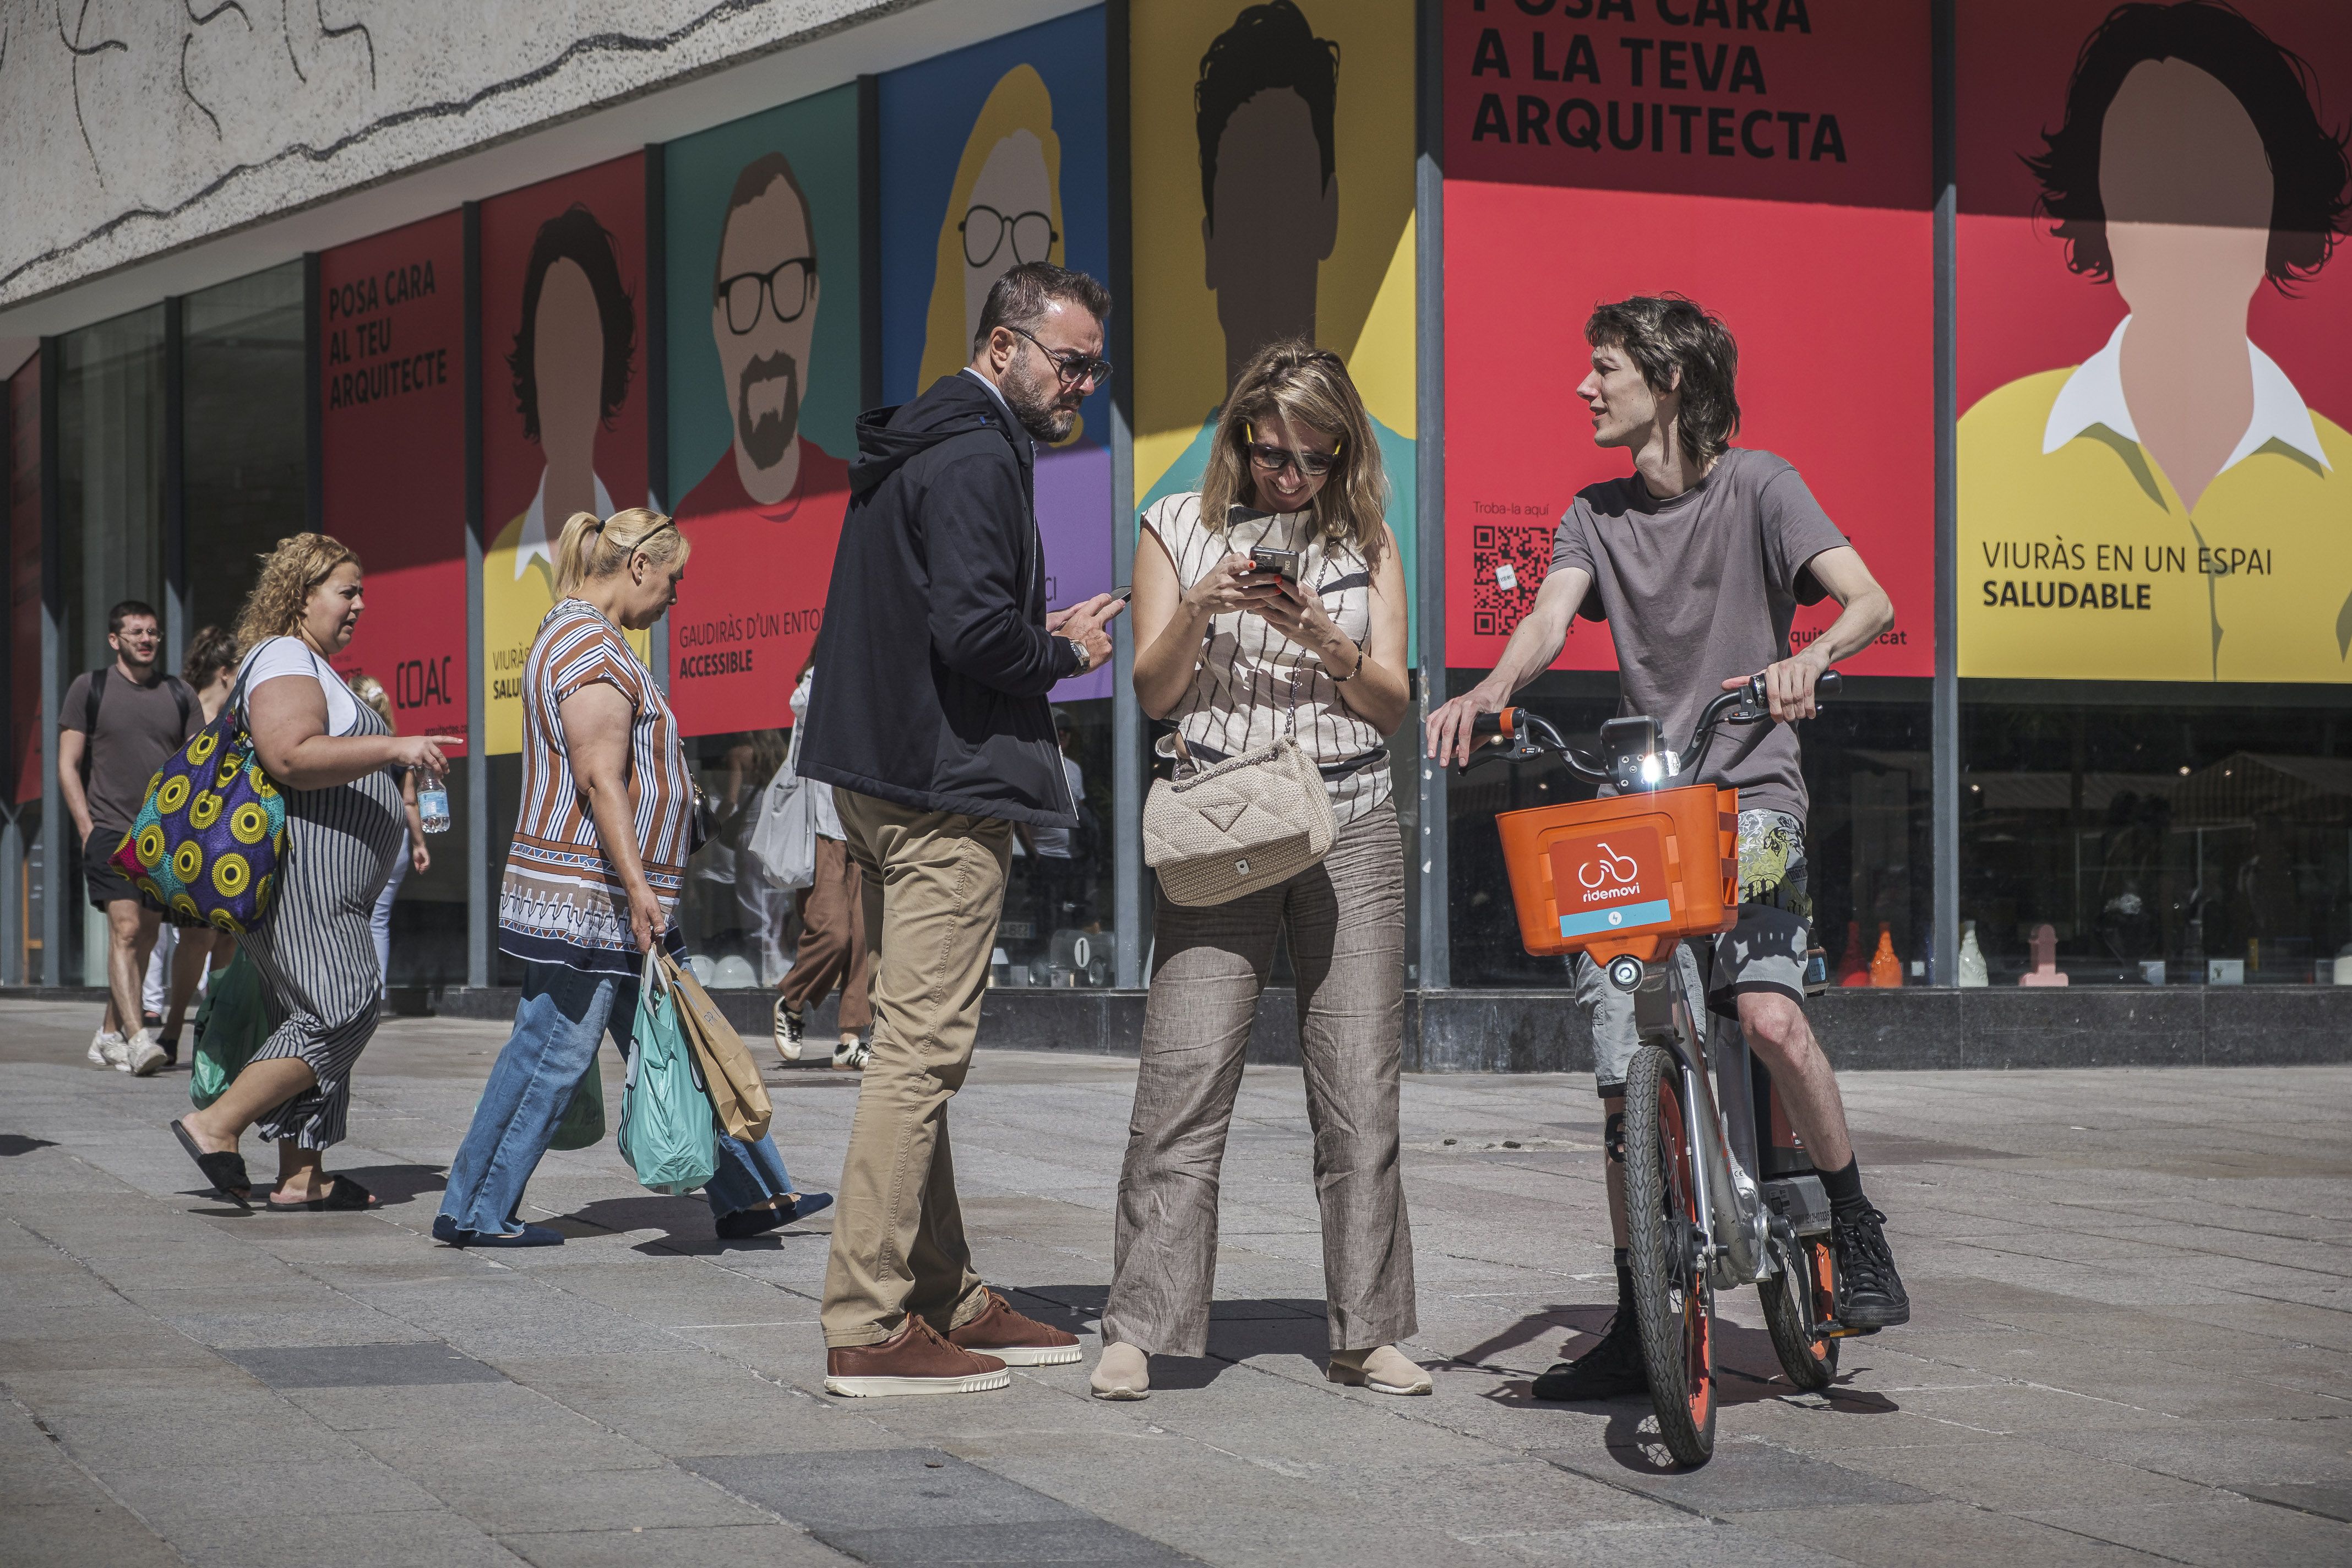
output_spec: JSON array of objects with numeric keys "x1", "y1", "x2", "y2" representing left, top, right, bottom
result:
[
  {"x1": 1006, "y1": 325, "x2": 1112, "y2": 390},
  {"x1": 1243, "y1": 422, "x2": 1342, "y2": 477}
]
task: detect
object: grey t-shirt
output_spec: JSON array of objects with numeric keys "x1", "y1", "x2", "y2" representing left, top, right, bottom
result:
[
  {"x1": 1549, "y1": 448, "x2": 1844, "y2": 820},
  {"x1": 61, "y1": 668, "x2": 199, "y2": 839}
]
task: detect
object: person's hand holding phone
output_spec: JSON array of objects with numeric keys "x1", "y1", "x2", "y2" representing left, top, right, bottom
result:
[
  {"x1": 1182, "y1": 552, "x2": 1286, "y2": 619},
  {"x1": 1048, "y1": 591, "x2": 1125, "y2": 669}
]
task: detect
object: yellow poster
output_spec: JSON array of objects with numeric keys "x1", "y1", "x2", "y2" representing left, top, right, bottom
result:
[{"x1": 1130, "y1": 0, "x2": 1418, "y2": 632}]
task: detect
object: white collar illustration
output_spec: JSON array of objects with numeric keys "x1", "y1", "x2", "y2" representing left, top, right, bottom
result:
[
  {"x1": 2043, "y1": 315, "x2": 2330, "y2": 477},
  {"x1": 515, "y1": 469, "x2": 617, "y2": 579}
]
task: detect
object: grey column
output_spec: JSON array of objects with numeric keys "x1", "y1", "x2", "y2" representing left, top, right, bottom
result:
[
  {"x1": 1413, "y1": 0, "x2": 1449, "y2": 991},
  {"x1": 1930, "y1": 0, "x2": 1959, "y2": 986},
  {"x1": 39, "y1": 339, "x2": 62, "y2": 987},
  {"x1": 1108, "y1": 0, "x2": 1142, "y2": 989},
  {"x1": 163, "y1": 298, "x2": 187, "y2": 675},
  {"x1": 464, "y1": 204, "x2": 491, "y2": 990},
  {"x1": 645, "y1": 144, "x2": 671, "y2": 691}
]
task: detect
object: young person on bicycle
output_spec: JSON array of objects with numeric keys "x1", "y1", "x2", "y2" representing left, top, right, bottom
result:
[{"x1": 1426, "y1": 295, "x2": 1909, "y2": 1400}]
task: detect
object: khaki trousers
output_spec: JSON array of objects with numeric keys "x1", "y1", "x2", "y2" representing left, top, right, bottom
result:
[
  {"x1": 779, "y1": 835, "x2": 872, "y2": 1032},
  {"x1": 1103, "y1": 801, "x2": 1417, "y2": 1356},
  {"x1": 821, "y1": 790, "x2": 1011, "y2": 1348}
]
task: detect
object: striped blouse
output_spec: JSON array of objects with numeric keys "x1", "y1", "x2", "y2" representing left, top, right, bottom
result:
[
  {"x1": 498, "y1": 600, "x2": 693, "y2": 974},
  {"x1": 1142, "y1": 493, "x2": 1393, "y2": 826}
]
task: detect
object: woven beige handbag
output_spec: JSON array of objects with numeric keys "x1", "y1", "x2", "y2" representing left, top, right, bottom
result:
[{"x1": 1145, "y1": 731, "x2": 1336, "y2": 907}]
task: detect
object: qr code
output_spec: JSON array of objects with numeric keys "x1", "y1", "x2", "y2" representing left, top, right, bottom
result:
[{"x1": 1471, "y1": 524, "x2": 1553, "y2": 638}]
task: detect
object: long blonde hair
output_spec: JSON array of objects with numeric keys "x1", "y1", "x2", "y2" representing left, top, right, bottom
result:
[
  {"x1": 553, "y1": 507, "x2": 688, "y2": 597},
  {"x1": 233, "y1": 533, "x2": 363, "y2": 652},
  {"x1": 1197, "y1": 340, "x2": 1389, "y2": 574},
  {"x1": 919, "y1": 66, "x2": 1066, "y2": 389}
]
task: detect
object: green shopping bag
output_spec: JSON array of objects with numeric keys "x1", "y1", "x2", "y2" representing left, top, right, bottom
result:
[
  {"x1": 548, "y1": 1057, "x2": 607, "y2": 1151},
  {"x1": 616, "y1": 950, "x2": 717, "y2": 1195},
  {"x1": 189, "y1": 948, "x2": 267, "y2": 1110}
]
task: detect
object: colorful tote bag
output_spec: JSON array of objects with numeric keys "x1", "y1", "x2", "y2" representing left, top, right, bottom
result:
[{"x1": 110, "y1": 677, "x2": 288, "y2": 933}]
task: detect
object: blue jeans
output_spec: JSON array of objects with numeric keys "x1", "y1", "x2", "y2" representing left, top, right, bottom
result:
[{"x1": 440, "y1": 961, "x2": 794, "y2": 1235}]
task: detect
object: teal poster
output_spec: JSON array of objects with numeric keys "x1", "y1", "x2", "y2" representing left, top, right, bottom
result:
[{"x1": 665, "y1": 84, "x2": 863, "y2": 736}]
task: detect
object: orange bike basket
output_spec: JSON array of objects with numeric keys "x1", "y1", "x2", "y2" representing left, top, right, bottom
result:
[{"x1": 1493, "y1": 783, "x2": 1740, "y2": 968}]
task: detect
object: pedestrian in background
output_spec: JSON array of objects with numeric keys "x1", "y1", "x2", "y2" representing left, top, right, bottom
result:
[
  {"x1": 347, "y1": 675, "x2": 432, "y2": 998},
  {"x1": 797, "y1": 263, "x2": 1121, "y2": 1395},
  {"x1": 436, "y1": 509, "x2": 827, "y2": 1248},
  {"x1": 61, "y1": 601, "x2": 200, "y2": 1076},
  {"x1": 170, "y1": 535, "x2": 433, "y2": 1211},
  {"x1": 144, "y1": 624, "x2": 243, "y2": 1062},
  {"x1": 1096, "y1": 340, "x2": 1423, "y2": 1401},
  {"x1": 772, "y1": 662, "x2": 872, "y2": 1070}
]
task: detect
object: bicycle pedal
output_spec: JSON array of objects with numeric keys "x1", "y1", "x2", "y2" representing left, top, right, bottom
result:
[{"x1": 1810, "y1": 1319, "x2": 1882, "y2": 1340}]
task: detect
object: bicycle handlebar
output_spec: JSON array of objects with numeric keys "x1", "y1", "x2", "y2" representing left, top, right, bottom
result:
[{"x1": 1460, "y1": 669, "x2": 1840, "y2": 788}]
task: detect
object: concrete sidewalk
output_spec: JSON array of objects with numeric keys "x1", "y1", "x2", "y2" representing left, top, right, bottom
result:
[{"x1": 2, "y1": 998, "x2": 2348, "y2": 1567}]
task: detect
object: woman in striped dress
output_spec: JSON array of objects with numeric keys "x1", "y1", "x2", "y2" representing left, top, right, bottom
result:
[
  {"x1": 171, "y1": 534, "x2": 443, "y2": 1211},
  {"x1": 1093, "y1": 341, "x2": 1424, "y2": 1400},
  {"x1": 434, "y1": 509, "x2": 827, "y2": 1248}
]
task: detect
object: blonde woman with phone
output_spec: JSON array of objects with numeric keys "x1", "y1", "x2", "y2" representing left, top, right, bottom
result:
[{"x1": 1099, "y1": 339, "x2": 1423, "y2": 1401}]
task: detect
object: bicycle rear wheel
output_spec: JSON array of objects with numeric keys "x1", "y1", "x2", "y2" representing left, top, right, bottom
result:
[
  {"x1": 1760, "y1": 1234, "x2": 1839, "y2": 1392},
  {"x1": 1623, "y1": 1042, "x2": 1716, "y2": 1466}
]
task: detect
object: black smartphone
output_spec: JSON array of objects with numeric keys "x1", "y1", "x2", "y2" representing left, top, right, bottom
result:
[
  {"x1": 1108, "y1": 584, "x2": 1133, "y2": 602},
  {"x1": 1248, "y1": 547, "x2": 1301, "y2": 586}
]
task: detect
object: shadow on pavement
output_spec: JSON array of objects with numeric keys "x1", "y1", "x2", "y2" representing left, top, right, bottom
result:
[
  {"x1": 335, "y1": 1163, "x2": 447, "y2": 1207},
  {"x1": 0, "y1": 1134, "x2": 58, "y2": 1156},
  {"x1": 564, "y1": 1193, "x2": 832, "y2": 1253}
]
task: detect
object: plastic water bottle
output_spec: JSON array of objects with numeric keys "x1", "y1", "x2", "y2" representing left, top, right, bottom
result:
[{"x1": 418, "y1": 771, "x2": 451, "y2": 835}]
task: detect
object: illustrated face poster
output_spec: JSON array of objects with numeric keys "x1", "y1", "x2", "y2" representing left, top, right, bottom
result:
[
  {"x1": 477, "y1": 155, "x2": 649, "y2": 754},
  {"x1": 1442, "y1": 0, "x2": 1932, "y2": 676},
  {"x1": 317, "y1": 212, "x2": 469, "y2": 737},
  {"x1": 1956, "y1": 0, "x2": 2352, "y2": 683},
  {"x1": 879, "y1": 9, "x2": 1115, "y2": 698},
  {"x1": 1132, "y1": 0, "x2": 1419, "y2": 646},
  {"x1": 665, "y1": 86, "x2": 862, "y2": 736}
]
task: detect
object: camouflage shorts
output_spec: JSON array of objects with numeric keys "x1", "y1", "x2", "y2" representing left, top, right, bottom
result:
[{"x1": 1577, "y1": 810, "x2": 1810, "y2": 1094}]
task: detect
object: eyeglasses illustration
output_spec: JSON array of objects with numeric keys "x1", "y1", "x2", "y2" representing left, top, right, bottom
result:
[
  {"x1": 717, "y1": 257, "x2": 816, "y2": 334},
  {"x1": 962, "y1": 206, "x2": 1058, "y2": 269}
]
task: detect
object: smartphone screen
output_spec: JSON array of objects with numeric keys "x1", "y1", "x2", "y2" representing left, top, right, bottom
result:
[{"x1": 1249, "y1": 547, "x2": 1301, "y2": 585}]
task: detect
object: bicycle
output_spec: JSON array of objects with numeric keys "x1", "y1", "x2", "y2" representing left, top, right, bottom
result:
[{"x1": 1459, "y1": 670, "x2": 1867, "y2": 1466}]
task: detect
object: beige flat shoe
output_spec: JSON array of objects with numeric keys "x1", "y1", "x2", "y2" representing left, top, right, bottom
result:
[
  {"x1": 1327, "y1": 1344, "x2": 1431, "y2": 1396},
  {"x1": 1090, "y1": 1341, "x2": 1150, "y2": 1400}
]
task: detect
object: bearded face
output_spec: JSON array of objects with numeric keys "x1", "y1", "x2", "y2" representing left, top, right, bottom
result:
[{"x1": 736, "y1": 350, "x2": 802, "y2": 470}]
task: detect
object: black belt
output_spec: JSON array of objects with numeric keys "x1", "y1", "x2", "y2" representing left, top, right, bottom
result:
[{"x1": 1183, "y1": 740, "x2": 1389, "y2": 782}]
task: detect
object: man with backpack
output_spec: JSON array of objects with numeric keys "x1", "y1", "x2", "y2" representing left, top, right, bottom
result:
[{"x1": 59, "y1": 601, "x2": 200, "y2": 1076}]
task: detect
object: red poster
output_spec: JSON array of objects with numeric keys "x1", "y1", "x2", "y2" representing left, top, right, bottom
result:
[
  {"x1": 319, "y1": 213, "x2": 469, "y2": 735},
  {"x1": 1956, "y1": 1, "x2": 2352, "y2": 683},
  {"x1": 478, "y1": 155, "x2": 649, "y2": 754},
  {"x1": 1443, "y1": 0, "x2": 1932, "y2": 676}
]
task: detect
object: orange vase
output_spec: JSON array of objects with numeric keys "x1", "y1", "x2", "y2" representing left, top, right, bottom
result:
[
  {"x1": 1837, "y1": 919, "x2": 1871, "y2": 987},
  {"x1": 1869, "y1": 924, "x2": 1904, "y2": 988}
]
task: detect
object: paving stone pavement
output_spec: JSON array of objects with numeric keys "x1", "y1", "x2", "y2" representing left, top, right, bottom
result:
[{"x1": 2, "y1": 996, "x2": 2349, "y2": 1567}]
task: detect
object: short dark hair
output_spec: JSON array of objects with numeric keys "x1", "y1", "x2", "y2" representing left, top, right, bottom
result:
[
  {"x1": 508, "y1": 204, "x2": 637, "y2": 443},
  {"x1": 2026, "y1": 1, "x2": 2350, "y2": 289},
  {"x1": 108, "y1": 600, "x2": 159, "y2": 636},
  {"x1": 973, "y1": 262, "x2": 1113, "y2": 353},
  {"x1": 1196, "y1": 1, "x2": 1340, "y2": 228},
  {"x1": 711, "y1": 153, "x2": 817, "y2": 302},
  {"x1": 1585, "y1": 296, "x2": 1741, "y2": 470}
]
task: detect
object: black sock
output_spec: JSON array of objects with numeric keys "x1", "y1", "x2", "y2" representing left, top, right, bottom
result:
[{"x1": 1820, "y1": 1158, "x2": 1869, "y2": 1221}]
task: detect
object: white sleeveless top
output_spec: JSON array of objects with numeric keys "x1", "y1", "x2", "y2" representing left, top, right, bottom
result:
[{"x1": 1141, "y1": 493, "x2": 1391, "y2": 826}]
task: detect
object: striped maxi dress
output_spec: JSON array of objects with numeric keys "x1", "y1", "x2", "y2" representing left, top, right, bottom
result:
[{"x1": 237, "y1": 684, "x2": 406, "y2": 1150}]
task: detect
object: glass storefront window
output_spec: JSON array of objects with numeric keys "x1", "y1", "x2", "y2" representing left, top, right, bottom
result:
[
  {"x1": 1962, "y1": 686, "x2": 2352, "y2": 987},
  {"x1": 997, "y1": 696, "x2": 1115, "y2": 988},
  {"x1": 1445, "y1": 669, "x2": 1934, "y2": 989},
  {"x1": 183, "y1": 265, "x2": 306, "y2": 630},
  {"x1": 681, "y1": 727, "x2": 797, "y2": 990}
]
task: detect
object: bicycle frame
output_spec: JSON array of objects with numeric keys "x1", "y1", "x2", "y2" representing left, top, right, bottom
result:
[{"x1": 1625, "y1": 957, "x2": 1774, "y2": 1289}]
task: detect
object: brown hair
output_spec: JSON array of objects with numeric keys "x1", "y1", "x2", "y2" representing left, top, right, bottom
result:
[
  {"x1": 553, "y1": 507, "x2": 689, "y2": 597},
  {"x1": 233, "y1": 533, "x2": 363, "y2": 652},
  {"x1": 1586, "y1": 295, "x2": 1741, "y2": 470},
  {"x1": 182, "y1": 624, "x2": 239, "y2": 688},
  {"x1": 1197, "y1": 339, "x2": 1388, "y2": 573}
]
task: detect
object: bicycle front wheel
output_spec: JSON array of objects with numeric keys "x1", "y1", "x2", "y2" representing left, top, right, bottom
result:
[{"x1": 1624, "y1": 1042, "x2": 1716, "y2": 1466}]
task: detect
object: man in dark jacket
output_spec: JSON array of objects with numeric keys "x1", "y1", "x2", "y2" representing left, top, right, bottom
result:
[{"x1": 800, "y1": 262, "x2": 1121, "y2": 1396}]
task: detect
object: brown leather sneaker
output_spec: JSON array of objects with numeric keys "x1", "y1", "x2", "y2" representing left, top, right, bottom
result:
[
  {"x1": 946, "y1": 1289, "x2": 1082, "y2": 1367},
  {"x1": 824, "y1": 1314, "x2": 1010, "y2": 1397}
]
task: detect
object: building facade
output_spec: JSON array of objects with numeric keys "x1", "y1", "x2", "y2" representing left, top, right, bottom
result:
[{"x1": 3, "y1": 1, "x2": 2348, "y2": 1048}]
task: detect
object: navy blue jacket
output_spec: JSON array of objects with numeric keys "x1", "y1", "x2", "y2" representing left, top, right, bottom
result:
[{"x1": 797, "y1": 373, "x2": 1081, "y2": 829}]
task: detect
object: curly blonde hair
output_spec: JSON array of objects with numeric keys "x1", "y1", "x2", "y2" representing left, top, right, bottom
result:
[{"x1": 233, "y1": 533, "x2": 363, "y2": 653}]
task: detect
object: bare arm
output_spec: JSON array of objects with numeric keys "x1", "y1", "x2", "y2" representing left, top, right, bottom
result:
[
  {"x1": 1423, "y1": 564, "x2": 1593, "y2": 767},
  {"x1": 1129, "y1": 526, "x2": 1283, "y2": 720},
  {"x1": 1253, "y1": 525, "x2": 1412, "y2": 735},
  {"x1": 57, "y1": 729, "x2": 92, "y2": 842},
  {"x1": 558, "y1": 681, "x2": 662, "y2": 953},
  {"x1": 248, "y1": 677, "x2": 444, "y2": 792},
  {"x1": 1730, "y1": 545, "x2": 1893, "y2": 722},
  {"x1": 399, "y1": 768, "x2": 431, "y2": 874}
]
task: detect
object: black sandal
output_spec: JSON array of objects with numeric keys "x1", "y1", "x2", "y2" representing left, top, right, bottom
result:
[
  {"x1": 170, "y1": 1119, "x2": 252, "y2": 1209},
  {"x1": 264, "y1": 1174, "x2": 377, "y2": 1212}
]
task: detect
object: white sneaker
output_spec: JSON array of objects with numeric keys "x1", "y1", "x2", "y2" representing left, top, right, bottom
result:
[
  {"x1": 88, "y1": 1028, "x2": 116, "y2": 1066},
  {"x1": 773, "y1": 996, "x2": 804, "y2": 1063},
  {"x1": 96, "y1": 1032, "x2": 131, "y2": 1071},
  {"x1": 126, "y1": 1030, "x2": 168, "y2": 1077}
]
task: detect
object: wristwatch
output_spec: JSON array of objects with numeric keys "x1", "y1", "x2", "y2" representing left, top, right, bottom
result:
[{"x1": 1064, "y1": 636, "x2": 1093, "y2": 676}]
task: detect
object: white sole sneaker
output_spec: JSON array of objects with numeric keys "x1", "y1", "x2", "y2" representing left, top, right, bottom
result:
[
  {"x1": 127, "y1": 1035, "x2": 169, "y2": 1077},
  {"x1": 822, "y1": 1369, "x2": 1011, "y2": 1397},
  {"x1": 982, "y1": 1343, "x2": 1082, "y2": 1368},
  {"x1": 88, "y1": 1033, "x2": 113, "y2": 1066}
]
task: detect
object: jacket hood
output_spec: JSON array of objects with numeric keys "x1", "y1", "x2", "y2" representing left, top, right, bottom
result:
[{"x1": 849, "y1": 373, "x2": 1030, "y2": 499}]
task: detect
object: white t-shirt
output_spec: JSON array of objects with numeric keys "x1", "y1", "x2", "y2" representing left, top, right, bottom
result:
[{"x1": 238, "y1": 636, "x2": 362, "y2": 737}]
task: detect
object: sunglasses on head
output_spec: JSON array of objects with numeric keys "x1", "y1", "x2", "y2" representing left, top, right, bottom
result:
[{"x1": 1243, "y1": 422, "x2": 1342, "y2": 478}]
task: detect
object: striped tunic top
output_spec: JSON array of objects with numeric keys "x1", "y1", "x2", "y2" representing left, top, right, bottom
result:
[
  {"x1": 498, "y1": 600, "x2": 692, "y2": 974},
  {"x1": 1142, "y1": 493, "x2": 1392, "y2": 826}
]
